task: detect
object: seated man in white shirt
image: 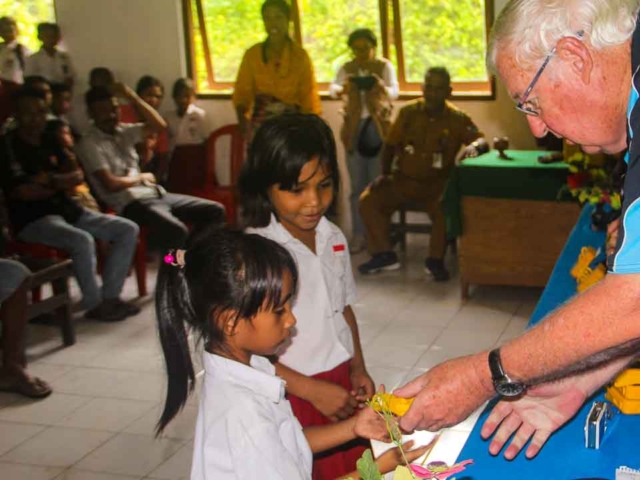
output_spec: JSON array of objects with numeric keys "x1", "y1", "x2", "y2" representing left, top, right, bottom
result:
[
  {"x1": 165, "y1": 78, "x2": 209, "y2": 151},
  {"x1": 0, "y1": 17, "x2": 31, "y2": 86},
  {"x1": 24, "y1": 23, "x2": 75, "y2": 87},
  {"x1": 79, "y1": 85, "x2": 226, "y2": 252}
]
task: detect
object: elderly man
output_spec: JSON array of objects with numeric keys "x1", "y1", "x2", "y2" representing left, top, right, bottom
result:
[
  {"x1": 394, "y1": 0, "x2": 640, "y2": 460},
  {"x1": 358, "y1": 67, "x2": 486, "y2": 280}
]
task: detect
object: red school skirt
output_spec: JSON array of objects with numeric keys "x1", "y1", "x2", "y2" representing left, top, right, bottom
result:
[{"x1": 287, "y1": 360, "x2": 368, "y2": 480}]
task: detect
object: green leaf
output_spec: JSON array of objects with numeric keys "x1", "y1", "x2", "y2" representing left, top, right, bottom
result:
[{"x1": 357, "y1": 449, "x2": 383, "y2": 480}]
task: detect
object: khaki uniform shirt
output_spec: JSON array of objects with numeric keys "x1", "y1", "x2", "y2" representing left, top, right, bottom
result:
[{"x1": 386, "y1": 99, "x2": 481, "y2": 183}]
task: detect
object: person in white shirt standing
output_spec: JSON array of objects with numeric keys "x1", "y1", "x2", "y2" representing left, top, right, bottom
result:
[
  {"x1": 330, "y1": 29, "x2": 398, "y2": 254},
  {"x1": 24, "y1": 23, "x2": 75, "y2": 88},
  {"x1": 165, "y1": 78, "x2": 209, "y2": 151},
  {"x1": 153, "y1": 229, "x2": 422, "y2": 480},
  {"x1": 240, "y1": 114, "x2": 382, "y2": 480},
  {"x1": 0, "y1": 17, "x2": 31, "y2": 86}
]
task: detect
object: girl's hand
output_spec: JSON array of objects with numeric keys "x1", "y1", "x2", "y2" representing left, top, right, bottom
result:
[
  {"x1": 308, "y1": 378, "x2": 358, "y2": 421},
  {"x1": 353, "y1": 402, "x2": 390, "y2": 443},
  {"x1": 376, "y1": 440, "x2": 432, "y2": 474},
  {"x1": 350, "y1": 366, "x2": 375, "y2": 402}
]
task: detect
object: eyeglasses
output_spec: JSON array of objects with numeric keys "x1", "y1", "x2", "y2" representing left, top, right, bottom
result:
[{"x1": 516, "y1": 31, "x2": 584, "y2": 116}]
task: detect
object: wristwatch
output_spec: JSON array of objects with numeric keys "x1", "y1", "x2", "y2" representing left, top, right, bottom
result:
[{"x1": 488, "y1": 348, "x2": 526, "y2": 397}]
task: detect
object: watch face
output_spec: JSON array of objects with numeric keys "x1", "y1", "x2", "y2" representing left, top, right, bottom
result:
[{"x1": 495, "y1": 381, "x2": 525, "y2": 397}]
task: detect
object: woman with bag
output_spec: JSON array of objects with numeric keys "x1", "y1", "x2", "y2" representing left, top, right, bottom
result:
[{"x1": 330, "y1": 29, "x2": 398, "y2": 253}]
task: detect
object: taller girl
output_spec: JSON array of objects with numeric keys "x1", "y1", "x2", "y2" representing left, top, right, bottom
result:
[{"x1": 239, "y1": 113, "x2": 374, "y2": 479}]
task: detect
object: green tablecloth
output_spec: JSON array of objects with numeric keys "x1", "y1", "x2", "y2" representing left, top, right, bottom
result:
[{"x1": 443, "y1": 150, "x2": 570, "y2": 237}]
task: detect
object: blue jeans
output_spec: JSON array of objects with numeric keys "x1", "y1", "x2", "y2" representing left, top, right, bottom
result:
[
  {"x1": 0, "y1": 259, "x2": 30, "y2": 304},
  {"x1": 348, "y1": 119, "x2": 381, "y2": 237},
  {"x1": 18, "y1": 209, "x2": 139, "y2": 309}
]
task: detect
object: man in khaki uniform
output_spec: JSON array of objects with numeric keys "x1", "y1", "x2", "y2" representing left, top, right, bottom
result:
[{"x1": 358, "y1": 67, "x2": 487, "y2": 280}]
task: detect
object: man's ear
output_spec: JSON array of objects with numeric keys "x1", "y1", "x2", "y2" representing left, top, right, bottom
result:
[{"x1": 556, "y1": 36, "x2": 593, "y2": 85}]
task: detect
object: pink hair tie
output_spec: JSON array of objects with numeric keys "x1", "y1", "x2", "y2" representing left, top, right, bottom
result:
[{"x1": 164, "y1": 249, "x2": 186, "y2": 268}]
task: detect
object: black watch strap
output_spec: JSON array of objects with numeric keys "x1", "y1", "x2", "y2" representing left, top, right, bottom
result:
[{"x1": 488, "y1": 348, "x2": 506, "y2": 381}]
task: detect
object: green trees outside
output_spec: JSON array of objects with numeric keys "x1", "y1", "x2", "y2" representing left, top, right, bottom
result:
[
  {"x1": 401, "y1": 0, "x2": 487, "y2": 82},
  {"x1": 193, "y1": 0, "x2": 489, "y2": 92},
  {"x1": 1, "y1": 0, "x2": 56, "y2": 52}
]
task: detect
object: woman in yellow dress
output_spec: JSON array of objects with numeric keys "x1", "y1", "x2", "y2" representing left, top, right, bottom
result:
[{"x1": 232, "y1": 0, "x2": 321, "y2": 141}]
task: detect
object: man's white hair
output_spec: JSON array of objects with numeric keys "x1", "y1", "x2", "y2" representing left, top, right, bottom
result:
[{"x1": 487, "y1": 0, "x2": 640, "y2": 72}]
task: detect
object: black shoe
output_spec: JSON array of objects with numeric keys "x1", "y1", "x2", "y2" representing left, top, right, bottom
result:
[
  {"x1": 84, "y1": 300, "x2": 129, "y2": 322},
  {"x1": 358, "y1": 252, "x2": 401, "y2": 275},
  {"x1": 424, "y1": 257, "x2": 450, "y2": 282},
  {"x1": 113, "y1": 299, "x2": 141, "y2": 317}
]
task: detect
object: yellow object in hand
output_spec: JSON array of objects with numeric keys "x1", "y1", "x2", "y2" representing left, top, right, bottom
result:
[{"x1": 370, "y1": 393, "x2": 414, "y2": 416}]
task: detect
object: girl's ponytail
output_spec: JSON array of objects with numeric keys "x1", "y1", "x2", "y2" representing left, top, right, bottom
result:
[{"x1": 155, "y1": 257, "x2": 196, "y2": 435}]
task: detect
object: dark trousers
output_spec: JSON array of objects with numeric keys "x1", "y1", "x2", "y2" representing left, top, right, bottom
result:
[{"x1": 122, "y1": 193, "x2": 225, "y2": 252}]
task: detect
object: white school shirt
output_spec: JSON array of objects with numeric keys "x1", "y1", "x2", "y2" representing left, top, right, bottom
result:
[
  {"x1": 329, "y1": 58, "x2": 399, "y2": 118},
  {"x1": 24, "y1": 48, "x2": 75, "y2": 85},
  {"x1": 191, "y1": 353, "x2": 313, "y2": 480},
  {"x1": 0, "y1": 41, "x2": 31, "y2": 84},
  {"x1": 247, "y1": 215, "x2": 357, "y2": 376},
  {"x1": 165, "y1": 104, "x2": 208, "y2": 150}
]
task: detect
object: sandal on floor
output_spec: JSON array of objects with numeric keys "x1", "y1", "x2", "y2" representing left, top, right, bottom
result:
[{"x1": 0, "y1": 375, "x2": 52, "y2": 399}]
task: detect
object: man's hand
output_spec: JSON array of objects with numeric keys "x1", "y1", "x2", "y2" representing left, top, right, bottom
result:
[
  {"x1": 51, "y1": 170, "x2": 84, "y2": 190},
  {"x1": 110, "y1": 82, "x2": 133, "y2": 99},
  {"x1": 139, "y1": 172, "x2": 157, "y2": 185},
  {"x1": 395, "y1": 353, "x2": 494, "y2": 432},
  {"x1": 350, "y1": 365, "x2": 376, "y2": 403},
  {"x1": 308, "y1": 377, "x2": 359, "y2": 421},
  {"x1": 480, "y1": 380, "x2": 587, "y2": 459},
  {"x1": 461, "y1": 139, "x2": 489, "y2": 159},
  {"x1": 369, "y1": 174, "x2": 391, "y2": 190}
]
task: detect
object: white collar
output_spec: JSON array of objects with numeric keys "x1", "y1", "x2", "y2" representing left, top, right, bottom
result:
[
  {"x1": 260, "y1": 213, "x2": 332, "y2": 252},
  {"x1": 204, "y1": 352, "x2": 285, "y2": 404}
]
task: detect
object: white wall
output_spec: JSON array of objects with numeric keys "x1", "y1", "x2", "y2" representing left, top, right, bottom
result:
[{"x1": 55, "y1": 0, "x2": 536, "y2": 230}]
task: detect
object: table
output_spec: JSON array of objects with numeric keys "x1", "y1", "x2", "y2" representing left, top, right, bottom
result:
[
  {"x1": 442, "y1": 150, "x2": 580, "y2": 299},
  {"x1": 457, "y1": 205, "x2": 639, "y2": 479}
]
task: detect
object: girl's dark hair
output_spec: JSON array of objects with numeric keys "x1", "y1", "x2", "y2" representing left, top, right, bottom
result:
[
  {"x1": 155, "y1": 227, "x2": 298, "y2": 434},
  {"x1": 261, "y1": 0, "x2": 291, "y2": 19},
  {"x1": 135, "y1": 75, "x2": 164, "y2": 96},
  {"x1": 348, "y1": 28, "x2": 377, "y2": 48},
  {"x1": 238, "y1": 113, "x2": 340, "y2": 228},
  {"x1": 171, "y1": 77, "x2": 195, "y2": 99}
]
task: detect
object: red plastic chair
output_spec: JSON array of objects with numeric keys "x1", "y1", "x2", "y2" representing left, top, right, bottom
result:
[{"x1": 167, "y1": 125, "x2": 245, "y2": 225}]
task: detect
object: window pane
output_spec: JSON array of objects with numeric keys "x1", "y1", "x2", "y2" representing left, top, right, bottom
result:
[
  {"x1": 297, "y1": 0, "x2": 387, "y2": 84},
  {"x1": 1, "y1": 0, "x2": 56, "y2": 52},
  {"x1": 399, "y1": 0, "x2": 488, "y2": 83},
  {"x1": 196, "y1": 0, "x2": 265, "y2": 87}
]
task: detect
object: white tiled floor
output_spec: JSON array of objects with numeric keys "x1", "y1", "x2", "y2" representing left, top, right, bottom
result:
[{"x1": 0, "y1": 232, "x2": 540, "y2": 479}]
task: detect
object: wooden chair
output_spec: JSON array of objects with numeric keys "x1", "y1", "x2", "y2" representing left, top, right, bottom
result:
[
  {"x1": 167, "y1": 125, "x2": 245, "y2": 225},
  {"x1": 390, "y1": 201, "x2": 457, "y2": 255},
  {"x1": 390, "y1": 201, "x2": 433, "y2": 252},
  {"x1": 21, "y1": 257, "x2": 76, "y2": 346}
]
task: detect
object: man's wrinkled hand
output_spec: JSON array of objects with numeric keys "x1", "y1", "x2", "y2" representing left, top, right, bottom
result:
[
  {"x1": 395, "y1": 353, "x2": 494, "y2": 432},
  {"x1": 480, "y1": 379, "x2": 587, "y2": 459}
]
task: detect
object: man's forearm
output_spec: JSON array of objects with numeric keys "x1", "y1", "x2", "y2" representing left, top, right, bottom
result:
[
  {"x1": 568, "y1": 355, "x2": 635, "y2": 397},
  {"x1": 128, "y1": 91, "x2": 166, "y2": 132},
  {"x1": 381, "y1": 145, "x2": 396, "y2": 175},
  {"x1": 500, "y1": 273, "x2": 640, "y2": 386},
  {"x1": 14, "y1": 184, "x2": 57, "y2": 201}
]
